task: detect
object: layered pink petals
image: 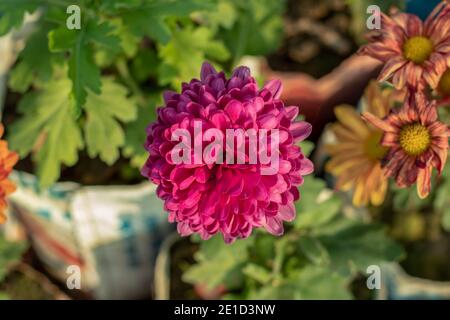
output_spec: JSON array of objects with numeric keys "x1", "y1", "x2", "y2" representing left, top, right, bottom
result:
[{"x1": 142, "y1": 62, "x2": 313, "y2": 243}]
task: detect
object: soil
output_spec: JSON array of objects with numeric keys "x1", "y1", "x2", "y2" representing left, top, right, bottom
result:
[
  {"x1": 0, "y1": 269, "x2": 55, "y2": 300},
  {"x1": 0, "y1": 260, "x2": 69, "y2": 300},
  {"x1": 169, "y1": 238, "x2": 199, "y2": 300},
  {"x1": 374, "y1": 195, "x2": 450, "y2": 282},
  {"x1": 400, "y1": 236, "x2": 450, "y2": 281}
]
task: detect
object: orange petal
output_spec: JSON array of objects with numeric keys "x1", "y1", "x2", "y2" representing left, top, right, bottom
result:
[
  {"x1": 330, "y1": 124, "x2": 362, "y2": 143},
  {"x1": 417, "y1": 166, "x2": 432, "y2": 199},
  {"x1": 0, "y1": 180, "x2": 16, "y2": 194},
  {"x1": 335, "y1": 106, "x2": 370, "y2": 137},
  {"x1": 378, "y1": 56, "x2": 407, "y2": 83},
  {"x1": 361, "y1": 112, "x2": 395, "y2": 132},
  {"x1": 326, "y1": 155, "x2": 368, "y2": 175},
  {"x1": 0, "y1": 211, "x2": 6, "y2": 224}
]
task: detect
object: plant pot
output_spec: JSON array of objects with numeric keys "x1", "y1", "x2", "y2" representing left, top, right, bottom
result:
[
  {"x1": 264, "y1": 54, "x2": 382, "y2": 141},
  {"x1": 154, "y1": 233, "x2": 224, "y2": 300},
  {"x1": 7, "y1": 170, "x2": 173, "y2": 300},
  {"x1": 378, "y1": 263, "x2": 450, "y2": 300},
  {"x1": 154, "y1": 232, "x2": 195, "y2": 300}
]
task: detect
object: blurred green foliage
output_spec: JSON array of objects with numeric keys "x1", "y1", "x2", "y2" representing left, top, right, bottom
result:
[{"x1": 2, "y1": 0, "x2": 284, "y2": 186}]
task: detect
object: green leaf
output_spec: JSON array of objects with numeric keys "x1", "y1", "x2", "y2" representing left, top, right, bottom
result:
[
  {"x1": 8, "y1": 79, "x2": 84, "y2": 186},
  {"x1": 0, "y1": 0, "x2": 39, "y2": 36},
  {"x1": 48, "y1": 27, "x2": 77, "y2": 52},
  {"x1": 251, "y1": 234, "x2": 276, "y2": 266},
  {"x1": 220, "y1": 0, "x2": 284, "y2": 61},
  {"x1": 298, "y1": 140, "x2": 314, "y2": 157},
  {"x1": 183, "y1": 235, "x2": 253, "y2": 290},
  {"x1": 242, "y1": 264, "x2": 272, "y2": 285},
  {"x1": 295, "y1": 176, "x2": 342, "y2": 229},
  {"x1": 193, "y1": 0, "x2": 238, "y2": 32},
  {"x1": 86, "y1": 20, "x2": 121, "y2": 53},
  {"x1": 49, "y1": 24, "x2": 113, "y2": 116},
  {"x1": 100, "y1": 0, "x2": 143, "y2": 11},
  {"x1": 298, "y1": 236, "x2": 330, "y2": 266},
  {"x1": 392, "y1": 183, "x2": 428, "y2": 212},
  {"x1": 131, "y1": 49, "x2": 159, "y2": 82},
  {"x1": 110, "y1": 18, "x2": 140, "y2": 58},
  {"x1": 84, "y1": 78, "x2": 137, "y2": 165},
  {"x1": 442, "y1": 209, "x2": 450, "y2": 232},
  {"x1": 435, "y1": 163, "x2": 450, "y2": 230},
  {"x1": 123, "y1": 101, "x2": 158, "y2": 168},
  {"x1": 8, "y1": 28, "x2": 55, "y2": 93},
  {"x1": 68, "y1": 42, "x2": 101, "y2": 116},
  {"x1": 315, "y1": 218, "x2": 405, "y2": 277},
  {"x1": 49, "y1": 26, "x2": 98, "y2": 112},
  {"x1": 157, "y1": 25, "x2": 230, "y2": 88},
  {"x1": 250, "y1": 266, "x2": 351, "y2": 299},
  {"x1": 121, "y1": 0, "x2": 214, "y2": 44},
  {"x1": 0, "y1": 237, "x2": 27, "y2": 282}
]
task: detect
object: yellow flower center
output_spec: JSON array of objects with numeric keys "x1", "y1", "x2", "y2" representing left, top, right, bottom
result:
[
  {"x1": 399, "y1": 123, "x2": 431, "y2": 156},
  {"x1": 364, "y1": 131, "x2": 388, "y2": 161},
  {"x1": 403, "y1": 36, "x2": 434, "y2": 64},
  {"x1": 438, "y1": 69, "x2": 450, "y2": 96}
]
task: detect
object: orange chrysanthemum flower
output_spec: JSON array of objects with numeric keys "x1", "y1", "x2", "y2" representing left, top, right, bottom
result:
[
  {"x1": 362, "y1": 93, "x2": 449, "y2": 199},
  {"x1": 0, "y1": 124, "x2": 18, "y2": 224},
  {"x1": 325, "y1": 82, "x2": 398, "y2": 207},
  {"x1": 359, "y1": 2, "x2": 450, "y2": 90}
]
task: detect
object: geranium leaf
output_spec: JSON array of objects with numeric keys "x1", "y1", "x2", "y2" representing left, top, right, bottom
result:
[
  {"x1": 0, "y1": 0, "x2": 39, "y2": 36},
  {"x1": 250, "y1": 266, "x2": 352, "y2": 299},
  {"x1": 8, "y1": 28, "x2": 55, "y2": 93},
  {"x1": 183, "y1": 235, "x2": 254, "y2": 290},
  {"x1": 121, "y1": 0, "x2": 214, "y2": 44},
  {"x1": 157, "y1": 26, "x2": 230, "y2": 88},
  {"x1": 315, "y1": 219, "x2": 405, "y2": 277},
  {"x1": 8, "y1": 79, "x2": 84, "y2": 187},
  {"x1": 48, "y1": 20, "x2": 120, "y2": 116},
  {"x1": 84, "y1": 78, "x2": 137, "y2": 165}
]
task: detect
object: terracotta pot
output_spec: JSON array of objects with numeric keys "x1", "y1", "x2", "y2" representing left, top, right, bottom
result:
[{"x1": 263, "y1": 55, "x2": 382, "y2": 141}]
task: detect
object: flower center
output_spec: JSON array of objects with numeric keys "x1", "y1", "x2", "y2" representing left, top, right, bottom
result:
[
  {"x1": 364, "y1": 131, "x2": 388, "y2": 161},
  {"x1": 403, "y1": 36, "x2": 434, "y2": 64},
  {"x1": 438, "y1": 69, "x2": 450, "y2": 96},
  {"x1": 399, "y1": 123, "x2": 431, "y2": 156}
]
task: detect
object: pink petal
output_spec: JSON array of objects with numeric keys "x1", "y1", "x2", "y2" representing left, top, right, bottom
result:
[
  {"x1": 290, "y1": 121, "x2": 312, "y2": 142},
  {"x1": 263, "y1": 79, "x2": 283, "y2": 99},
  {"x1": 201, "y1": 62, "x2": 217, "y2": 82}
]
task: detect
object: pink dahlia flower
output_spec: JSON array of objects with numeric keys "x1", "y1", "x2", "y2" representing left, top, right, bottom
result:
[{"x1": 142, "y1": 62, "x2": 313, "y2": 243}]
